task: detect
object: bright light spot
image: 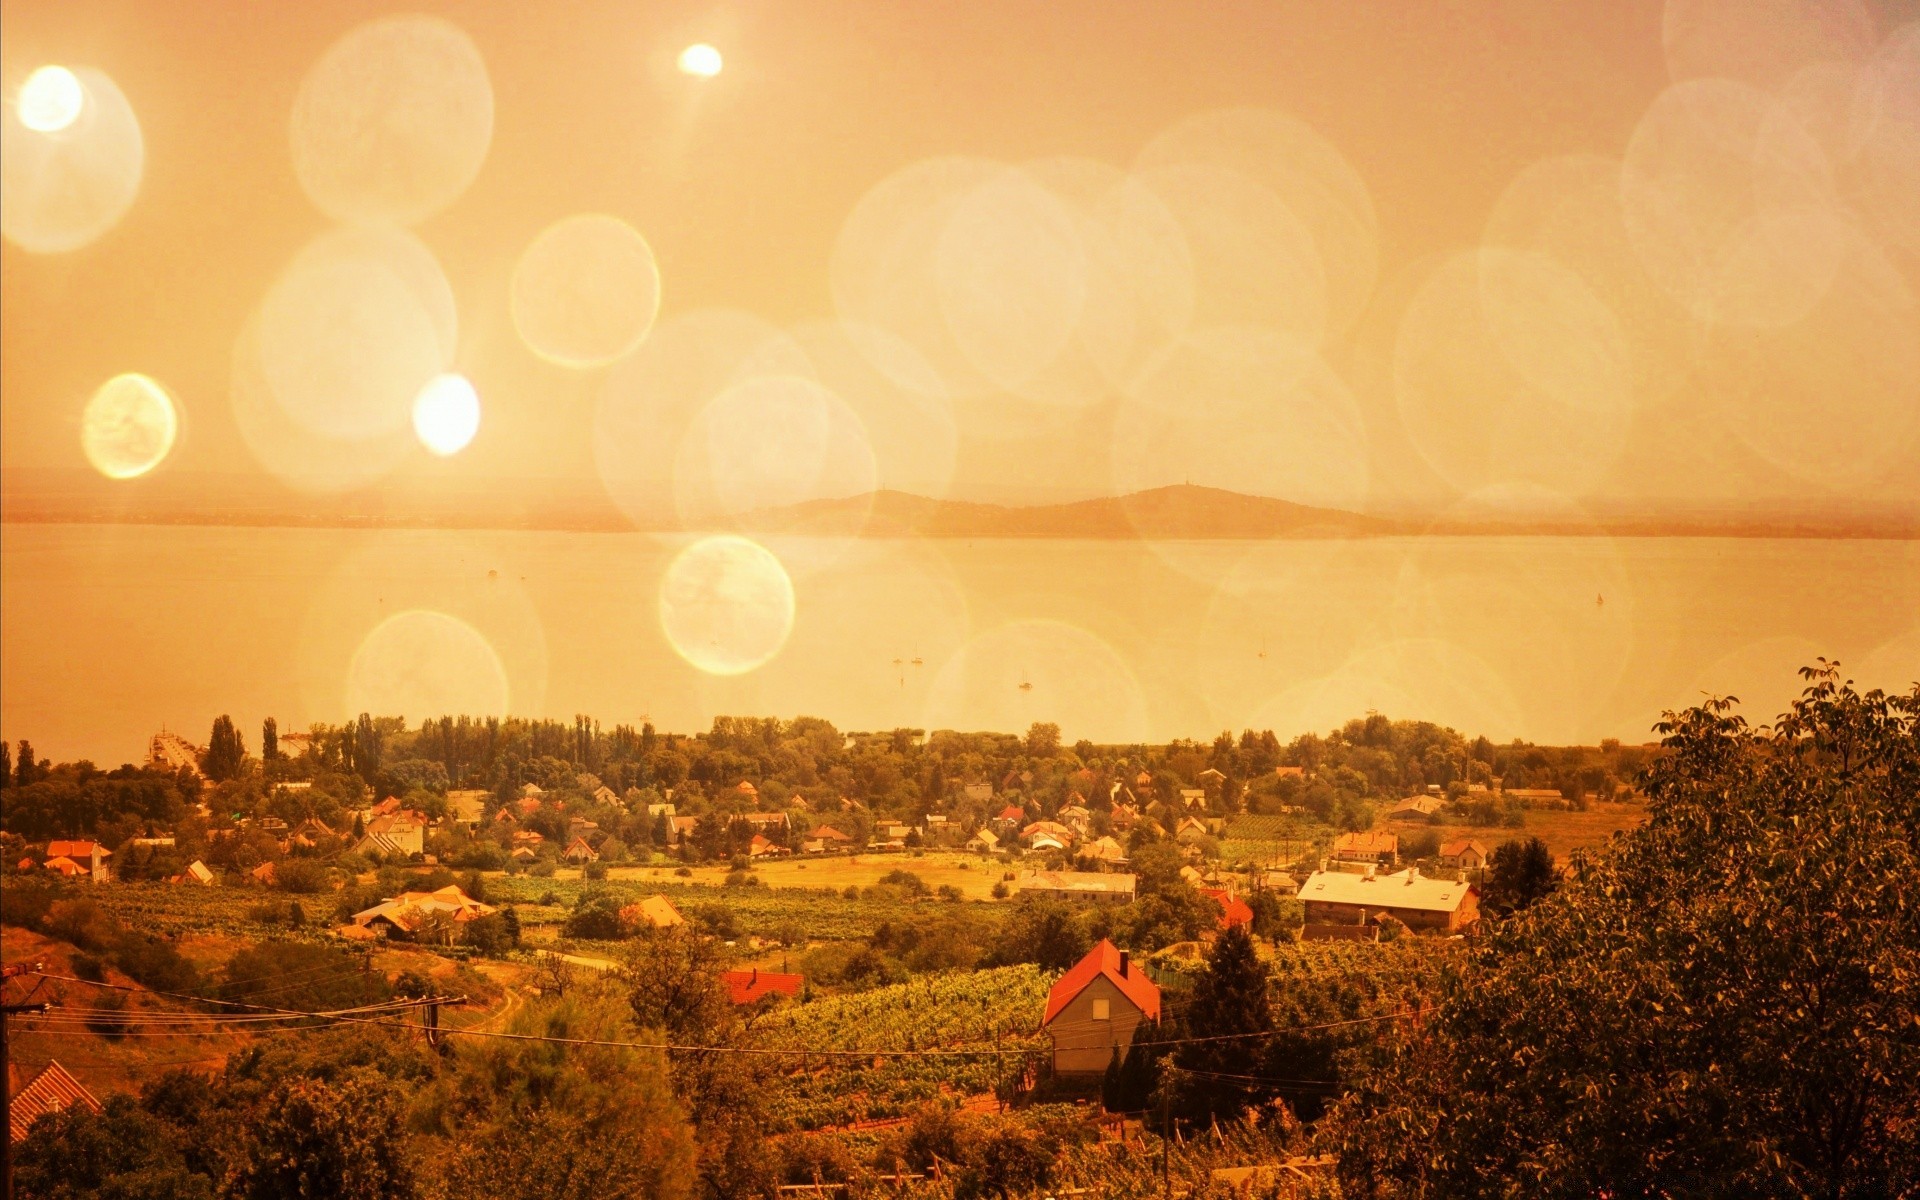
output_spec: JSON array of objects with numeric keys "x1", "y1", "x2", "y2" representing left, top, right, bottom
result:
[
  {"x1": 82, "y1": 373, "x2": 177, "y2": 479},
  {"x1": 19, "y1": 66, "x2": 84, "y2": 133},
  {"x1": 511, "y1": 213, "x2": 661, "y2": 367},
  {"x1": 347, "y1": 609, "x2": 509, "y2": 718},
  {"x1": 660, "y1": 535, "x2": 795, "y2": 675},
  {"x1": 412, "y1": 373, "x2": 480, "y2": 456},
  {"x1": 679, "y1": 44, "x2": 723, "y2": 77},
  {"x1": 291, "y1": 15, "x2": 494, "y2": 225},
  {"x1": 1, "y1": 66, "x2": 143, "y2": 253}
]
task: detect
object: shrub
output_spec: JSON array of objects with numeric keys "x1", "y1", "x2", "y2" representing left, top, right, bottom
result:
[
  {"x1": 274, "y1": 858, "x2": 333, "y2": 894},
  {"x1": 70, "y1": 952, "x2": 107, "y2": 982},
  {"x1": 583, "y1": 861, "x2": 608, "y2": 881},
  {"x1": 990, "y1": 882, "x2": 1010, "y2": 900}
]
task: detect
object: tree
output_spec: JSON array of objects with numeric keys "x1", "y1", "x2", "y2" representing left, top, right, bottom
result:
[
  {"x1": 1171, "y1": 923, "x2": 1275, "y2": 1123},
  {"x1": 981, "y1": 899, "x2": 1090, "y2": 971},
  {"x1": 261, "y1": 717, "x2": 278, "y2": 763},
  {"x1": 201, "y1": 716, "x2": 246, "y2": 782},
  {"x1": 1326, "y1": 665, "x2": 1920, "y2": 1197},
  {"x1": 1, "y1": 739, "x2": 11, "y2": 789},
  {"x1": 625, "y1": 927, "x2": 733, "y2": 1044},
  {"x1": 16, "y1": 738, "x2": 37, "y2": 786},
  {"x1": 1479, "y1": 835, "x2": 1556, "y2": 917},
  {"x1": 13, "y1": 1093, "x2": 212, "y2": 1200},
  {"x1": 222, "y1": 1074, "x2": 416, "y2": 1200},
  {"x1": 1025, "y1": 723, "x2": 1061, "y2": 758}
]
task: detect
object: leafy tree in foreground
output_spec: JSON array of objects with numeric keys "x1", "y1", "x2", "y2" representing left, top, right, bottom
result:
[
  {"x1": 1170, "y1": 923, "x2": 1275, "y2": 1124},
  {"x1": 221, "y1": 1073, "x2": 415, "y2": 1200},
  {"x1": 1325, "y1": 664, "x2": 1920, "y2": 1198},
  {"x1": 1478, "y1": 835, "x2": 1556, "y2": 917}
]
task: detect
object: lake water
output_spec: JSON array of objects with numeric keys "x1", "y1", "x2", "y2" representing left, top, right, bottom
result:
[{"x1": 2, "y1": 523, "x2": 1915, "y2": 764}]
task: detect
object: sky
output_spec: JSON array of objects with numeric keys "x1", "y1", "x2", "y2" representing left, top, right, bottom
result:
[{"x1": 6, "y1": 0, "x2": 1917, "y2": 519}]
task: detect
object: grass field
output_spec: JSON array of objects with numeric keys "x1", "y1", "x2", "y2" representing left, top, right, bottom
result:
[
  {"x1": 1383, "y1": 798, "x2": 1649, "y2": 863},
  {"x1": 602, "y1": 851, "x2": 1015, "y2": 900}
]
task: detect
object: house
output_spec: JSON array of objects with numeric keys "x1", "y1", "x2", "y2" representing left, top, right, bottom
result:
[
  {"x1": 1029, "y1": 832, "x2": 1069, "y2": 853},
  {"x1": 362, "y1": 813, "x2": 424, "y2": 857},
  {"x1": 354, "y1": 832, "x2": 418, "y2": 860},
  {"x1": 493, "y1": 807, "x2": 519, "y2": 829},
  {"x1": 288, "y1": 818, "x2": 337, "y2": 849},
  {"x1": 247, "y1": 861, "x2": 277, "y2": 886},
  {"x1": 1298, "y1": 868, "x2": 1478, "y2": 935},
  {"x1": 353, "y1": 885, "x2": 497, "y2": 939},
  {"x1": 521, "y1": 783, "x2": 547, "y2": 799},
  {"x1": 874, "y1": 820, "x2": 911, "y2": 843},
  {"x1": 128, "y1": 834, "x2": 177, "y2": 849},
  {"x1": 510, "y1": 845, "x2": 537, "y2": 863},
  {"x1": 736, "y1": 780, "x2": 760, "y2": 798},
  {"x1": 620, "y1": 894, "x2": 685, "y2": 930},
  {"x1": 45, "y1": 840, "x2": 110, "y2": 883},
  {"x1": 181, "y1": 860, "x2": 215, "y2": 885},
  {"x1": 1016, "y1": 870, "x2": 1136, "y2": 903},
  {"x1": 567, "y1": 818, "x2": 600, "y2": 843},
  {"x1": 1044, "y1": 940, "x2": 1161, "y2": 1074},
  {"x1": 1503, "y1": 788, "x2": 1568, "y2": 806},
  {"x1": 1198, "y1": 768, "x2": 1226, "y2": 786},
  {"x1": 669, "y1": 816, "x2": 700, "y2": 845},
  {"x1": 1259, "y1": 870, "x2": 1300, "y2": 897},
  {"x1": 1175, "y1": 815, "x2": 1215, "y2": 843},
  {"x1": 1108, "y1": 803, "x2": 1140, "y2": 832},
  {"x1": 8, "y1": 1061, "x2": 101, "y2": 1143},
  {"x1": 1439, "y1": 838, "x2": 1491, "y2": 871},
  {"x1": 1275, "y1": 766, "x2": 1305, "y2": 779},
  {"x1": 1021, "y1": 820, "x2": 1074, "y2": 847},
  {"x1": 1178, "y1": 788, "x2": 1207, "y2": 811},
  {"x1": 1075, "y1": 835, "x2": 1128, "y2": 867},
  {"x1": 515, "y1": 797, "x2": 545, "y2": 818},
  {"x1": 963, "y1": 783, "x2": 994, "y2": 804},
  {"x1": 562, "y1": 836, "x2": 600, "y2": 864},
  {"x1": 1057, "y1": 805, "x2": 1092, "y2": 834},
  {"x1": 964, "y1": 827, "x2": 1001, "y2": 854},
  {"x1": 447, "y1": 790, "x2": 490, "y2": 828},
  {"x1": 646, "y1": 801, "x2": 676, "y2": 819},
  {"x1": 1387, "y1": 795, "x2": 1444, "y2": 822},
  {"x1": 42, "y1": 857, "x2": 86, "y2": 879},
  {"x1": 805, "y1": 825, "x2": 852, "y2": 854},
  {"x1": 738, "y1": 811, "x2": 790, "y2": 832},
  {"x1": 1200, "y1": 887, "x2": 1255, "y2": 932},
  {"x1": 1330, "y1": 831, "x2": 1399, "y2": 868},
  {"x1": 592, "y1": 785, "x2": 620, "y2": 806},
  {"x1": 748, "y1": 833, "x2": 788, "y2": 858},
  {"x1": 512, "y1": 830, "x2": 546, "y2": 848},
  {"x1": 724, "y1": 968, "x2": 803, "y2": 1005},
  {"x1": 990, "y1": 805, "x2": 1026, "y2": 833}
]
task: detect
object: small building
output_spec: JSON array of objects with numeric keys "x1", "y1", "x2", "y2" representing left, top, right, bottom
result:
[
  {"x1": 1016, "y1": 869, "x2": 1136, "y2": 903},
  {"x1": 1387, "y1": 795, "x2": 1444, "y2": 822},
  {"x1": 447, "y1": 790, "x2": 490, "y2": 829},
  {"x1": 620, "y1": 894, "x2": 686, "y2": 930},
  {"x1": 179, "y1": 860, "x2": 215, "y2": 886},
  {"x1": 1178, "y1": 788, "x2": 1207, "y2": 811},
  {"x1": 1057, "y1": 805, "x2": 1092, "y2": 834},
  {"x1": 1200, "y1": 887, "x2": 1255, "y2": 932},
  {"x1": 352, "y1": 885, "x2": 497, "y2": 940},
  {"x1": 45, "y1": 840, "x2": 111, "y2": 883},
  {"x1": 748, "y1": 833, "x2": 788, "y2": 858},
  {"x1": 1439, "y1": 838, "x2": 1491, "y2": 871},
  {"x1": 247, "y1": 861, "x2": 277, "y2": 886},
  {"x1": 42, "y1": 857, "x2": 86, "y2": 879},
  {"x1": 1021, "y1": 820, "x2": 1074, "y2": 847},
  {"x1": 990, "y1": 805, "x2": 1026, "y2": 833},
  {"x1": 1330, "y1": 830, "x2": 1399, "y2": 868},
  {"x1": 8, "y1": 1061, "x2": 101, "y2": 1143},
  {"x1": 736, "y1": 780, "x2": 760, "y2": 798},
  {"x1": 738, "y1": 811, "x2": 791, "y2": 834},
  {"x1": 592, "y1": 785, "x2": 620, "y2": 806},
  {"x1": 963, "y1": 783, "x2": 995, "y2": 804},
  {"x1": 1044, "y1": 940, "x2": 1161, "y2": 1075},
  {"x1": 1029, "y1": 832, "x2": 1068, "y2": 853},
  {"x1": 1298, "y1": 868, "x2": 1478, "y2": 935},
  {"x1": 670, "y1": 816, "x2": 700, "y2": 845},
  {"x1": 1075, "y1": 835, "x2": 1128, "y2": 867},
  {"x1": 964, "y1": 827, "x2": 1001, "y2": 854},
  {"x1": 724, "y1": 968, "x2": 803, "y2": 1005},
  {"x1": 562, "y1": 836, "x2": 600, "y2": 864},
  {"x1": 510, "y1": 845, "x2": 537, "y2": 863}
]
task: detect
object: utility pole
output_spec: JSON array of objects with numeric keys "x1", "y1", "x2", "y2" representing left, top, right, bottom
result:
[{"x1": 3, "y1": 961, "x2": 51, "y2": 1200}]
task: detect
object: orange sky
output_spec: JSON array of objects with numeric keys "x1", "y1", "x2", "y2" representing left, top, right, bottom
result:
[{"x1": 3, "y1": 0, "x2": 1917, "y2": 512}]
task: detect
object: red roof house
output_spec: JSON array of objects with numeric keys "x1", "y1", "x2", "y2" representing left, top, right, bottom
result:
[
  {"x1": 9, "y1": 1061, "x2": 100, "y2": 1143},
  {"x1": 724, "y1": 968, "x2": 804, "y2": 1005},
  {"x1": 1201, "y1": 887, "x2": 1255, "y2": 932},
  {"x1": 1043, "y1": 939, "x2": 1162, "y2": 1074}
]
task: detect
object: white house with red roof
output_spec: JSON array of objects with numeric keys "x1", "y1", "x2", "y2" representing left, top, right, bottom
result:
[
  {"x1": 1043, "y1": 939, "x2": 1161, "y2": 1074},
  {"x1": 8, "y1": 1060, "x2": 100, "y2": 1143}
]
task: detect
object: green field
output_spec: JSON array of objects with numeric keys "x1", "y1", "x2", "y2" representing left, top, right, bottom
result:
[{"x1": 606, "y1": 851, "x2": 1015, "y2": 900}]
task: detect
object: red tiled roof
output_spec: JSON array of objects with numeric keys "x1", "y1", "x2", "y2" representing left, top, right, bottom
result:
[
  {"x1": 724, "y1": 969, "x2": 803, "y2": 1005},
  {"x1": 9, "y1": 1061, "x2": 100, "y2": 1143},
  {"x1": 1201, "y1": 887, "x2": 1254, "y2": 930},
  {"x1": 1043, "y1": 939, "x2": 1161, "y2": 1026},
  {"x1": 45, "y1": 840, "x2": 108, "y2": 860},
  {"x1": 996, "y1": 806, "x2": 1025, "y2": 821}
]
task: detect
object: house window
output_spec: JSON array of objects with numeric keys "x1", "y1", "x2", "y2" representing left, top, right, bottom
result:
[{"x1": 1092, "y1": 998, "x2": 1110, "y2": 1021}]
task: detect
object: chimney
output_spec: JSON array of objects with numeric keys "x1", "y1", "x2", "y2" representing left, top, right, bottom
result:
[{"x1": 1119, "y1": 951, "x2": 1130, "y2": 977}]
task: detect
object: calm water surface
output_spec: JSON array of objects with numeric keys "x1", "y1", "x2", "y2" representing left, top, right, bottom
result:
[{"x1": 3, "y1": 523, "x2": 1915, "y2": 762}]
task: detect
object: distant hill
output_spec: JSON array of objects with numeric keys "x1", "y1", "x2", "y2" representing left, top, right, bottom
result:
[
  {"x1": 4, "y1": 470, "x2": 1915, "y2": 539},
  {"x1": 736, "y1": 485, "x2": 1396, "y2": 539}
]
